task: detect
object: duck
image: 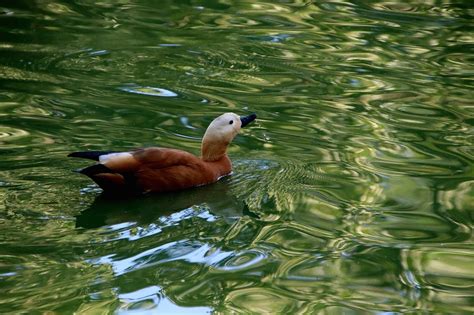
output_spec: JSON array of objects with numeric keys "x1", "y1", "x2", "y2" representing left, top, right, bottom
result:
[{"x1": 68, "y1": 112, "x2": 257, "y2": 195}]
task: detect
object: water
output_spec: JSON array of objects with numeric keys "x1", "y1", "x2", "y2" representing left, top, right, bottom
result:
[{"x1": 1, "y1": 0, "x2": 473, "y2": 313}]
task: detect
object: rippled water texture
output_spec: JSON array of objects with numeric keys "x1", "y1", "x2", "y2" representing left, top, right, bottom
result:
[{"x1": 1, "y1": 1, "x2": 473, "y2": 313}]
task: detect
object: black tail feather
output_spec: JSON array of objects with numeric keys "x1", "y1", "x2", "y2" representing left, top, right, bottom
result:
[
  {"x1": 68, "y1": 151, "x2": 117, "y2": 161},
  {"x1": 79, "y1": 164, "x2": 114, "y2": 177}
]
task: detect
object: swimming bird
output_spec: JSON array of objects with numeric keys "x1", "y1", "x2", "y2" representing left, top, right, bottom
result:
[{"x1": 68, "y1": 112, "x2": 257, "y2": 195}]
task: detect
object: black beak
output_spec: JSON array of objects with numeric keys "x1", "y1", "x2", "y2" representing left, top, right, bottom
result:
[{"x1": 240, "y1": 113, "x2": 257, "y2": 128}]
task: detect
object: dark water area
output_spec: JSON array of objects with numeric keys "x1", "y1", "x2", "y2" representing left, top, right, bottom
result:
[{"x1": 1, "y1": 0, "x2": 473, "y2": 313}]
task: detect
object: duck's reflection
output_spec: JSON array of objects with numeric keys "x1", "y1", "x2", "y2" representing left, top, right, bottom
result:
[{"x1": 75, "y1": 179, "x2": 252, "y2": 229}]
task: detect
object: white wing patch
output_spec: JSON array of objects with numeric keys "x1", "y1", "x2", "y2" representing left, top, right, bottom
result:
[
  {"x1": 98, "y1": 152, "x2": 138, "y2": 173},
  {"x1": 99, "y1": 152, "x2": 133, "y2": 164}
]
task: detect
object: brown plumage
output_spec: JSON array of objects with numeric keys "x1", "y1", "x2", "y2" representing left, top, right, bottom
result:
[{"x1": 68, "y1": 113, "x2": 256, "y2": 195}]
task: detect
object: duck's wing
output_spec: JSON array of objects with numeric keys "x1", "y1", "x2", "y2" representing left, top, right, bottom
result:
[
  {"x1": 69, "y1": 147, "x2": 199, "y2": 173},
  {"x1": 132, "y1": 148, "x2": 209, "y2": 193},
  {"x1": 131, "y1": 147, "x2": 200, "y2": 169},
  {"x1": 69, "y1": 147, "x2": 202, "y2": 194}
]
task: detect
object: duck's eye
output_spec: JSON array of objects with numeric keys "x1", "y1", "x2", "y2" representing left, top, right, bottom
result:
[{"x1": 229, "y1": 120, "x2": 233, "y2": 125}]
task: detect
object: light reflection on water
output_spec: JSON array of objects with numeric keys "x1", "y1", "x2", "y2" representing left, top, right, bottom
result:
[{"x1": 0, "y1": 0, "x2": 473, "y2": 314}]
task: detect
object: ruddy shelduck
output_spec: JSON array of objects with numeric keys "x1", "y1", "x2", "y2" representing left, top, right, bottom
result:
[{"x1": 68, "y1": 113, "x2": 257, "y2": 195}]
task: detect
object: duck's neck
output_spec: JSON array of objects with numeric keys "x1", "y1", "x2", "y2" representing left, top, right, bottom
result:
[{"x1": 201, "y1": 137, "x2": 229, "y2": 162}]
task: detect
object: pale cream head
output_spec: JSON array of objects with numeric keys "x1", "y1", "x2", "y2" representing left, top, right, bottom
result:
[
  {"x1": 201, "y1": 113, "x2": 241, "y2": 161},
  {"x1": 205, "y1": 113, "x2": 242, "y2": 139},
  {"x1": 201, "y1": 112, "x2": 256, "y2": 161}
]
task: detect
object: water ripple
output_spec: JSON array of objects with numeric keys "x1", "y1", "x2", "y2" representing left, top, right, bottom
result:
[
  {"x1": 0, "y1": 0, "x2": 473, "y2": 313},
  {"x1": 119, "y1": 85, "x2": 178, "y2": 97}
]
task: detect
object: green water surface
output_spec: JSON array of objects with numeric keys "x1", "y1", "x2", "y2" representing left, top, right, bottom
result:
[{"x1": 1, "y1": 0, "x2": 473, "y2": 314}]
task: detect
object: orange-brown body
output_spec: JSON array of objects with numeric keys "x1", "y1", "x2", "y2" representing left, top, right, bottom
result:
[
  {"x1": 94, "y1": 148, "x2": 232, "y2": 194},
  {"x1": 69, "y1": 113, "x2": 256, "y2": 195}
]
